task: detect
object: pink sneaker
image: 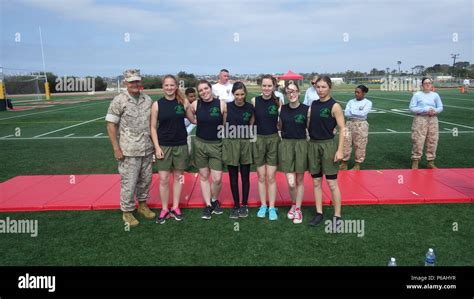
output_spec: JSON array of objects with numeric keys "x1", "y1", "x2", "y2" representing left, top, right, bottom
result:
[
  {"x1": 293, "y1": 207, "x2": 303, "y2": 224},
  {"x1": 170, "y1": 207, "x2": 184, "y2": 221},
  {"x1": 156, "y1": 209, "x2": 170, "y2": 224},
  {"x1": 287, "y1": 205, "x2": 296, "y2": 220}
]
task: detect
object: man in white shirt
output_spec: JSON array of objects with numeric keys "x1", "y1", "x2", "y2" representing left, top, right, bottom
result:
[
  {"x1": 463, "y1": 79, "x2": 470, "y2": 93},
  {"x1": 212, "y1": 69, "x2": 234, "y2": 103},
  {"x1": 303, "y1": 75, "x2": 320, "y2": 106}
]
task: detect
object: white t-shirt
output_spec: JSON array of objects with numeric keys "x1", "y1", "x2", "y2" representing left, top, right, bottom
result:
[{"x1": 212, "y1": 82, "x2": 234, "y2": 103}]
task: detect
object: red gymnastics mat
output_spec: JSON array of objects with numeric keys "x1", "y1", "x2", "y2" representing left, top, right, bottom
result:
[{"x1": 0, "y1": 169, "x2": 472, "y2": 212}]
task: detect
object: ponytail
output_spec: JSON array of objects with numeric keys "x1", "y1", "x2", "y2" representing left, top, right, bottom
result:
[{"x1": 163, "y1": 74, "x2": 185, "y2": 106}]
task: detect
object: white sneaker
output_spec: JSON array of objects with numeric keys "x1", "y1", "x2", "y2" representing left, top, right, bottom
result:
[
  {"x1": 287, "y1": 205, "x2": 296, "y2": 220},
  {"x1": 293, "y1": 207, "x2": 303, "y2": 224}
]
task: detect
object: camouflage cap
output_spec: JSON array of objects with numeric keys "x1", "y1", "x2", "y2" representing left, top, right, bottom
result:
[{"x1": 123, "y1": 69, "x2": 141, "y2": 82}]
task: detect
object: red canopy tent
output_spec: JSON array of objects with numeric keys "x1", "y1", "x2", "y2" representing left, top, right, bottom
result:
[{"x1": 276, "y1": 70, "x2": 304, "y2": 81}]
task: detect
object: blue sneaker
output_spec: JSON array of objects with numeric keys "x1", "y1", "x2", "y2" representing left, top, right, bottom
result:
[
  {"x1": 257, "y1": 205, "x2": 267, "y2": 218},
  {"x1": 269, "y1": 207, "x2": 278, "y2": 221}
]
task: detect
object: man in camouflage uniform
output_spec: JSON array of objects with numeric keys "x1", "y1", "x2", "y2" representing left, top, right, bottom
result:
[
  {"x1": 409, "y1": 78, "x2": 443, "y2": 169},
  {"x1": 342, "y1": 120, "x2": 369, "y2": 169},
  {"x1": 106, "y1": 69, "x2": 156, "y2": 227}
]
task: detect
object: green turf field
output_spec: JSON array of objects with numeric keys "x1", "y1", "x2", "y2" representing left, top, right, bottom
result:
[
  {"x1": 1, "y1": 87, "x2": 473, "y2": 181},
  {"x1": 0, "y1": 87, "x2": 473, "y2": 266}
]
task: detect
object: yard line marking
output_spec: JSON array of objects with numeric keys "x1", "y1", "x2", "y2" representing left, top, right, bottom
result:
[
  {"x1": 368, "y1": 131, "x2": 474, "y2": 134},
  {"x1": 340, "y1": 96, "x2": 474, "y2": 129},
  {"x1": 365, "y1": 105, "x2": 474, "y2": 130},
  {"x1": 386, "y1": 129, "x2": 397, "y2": 132},
  {"x1": 370, "y1": 95, "x2": 474, "y2": 111},
  {"x1": 64, "y1": 133, "x2": 75, "y2": 137},
  {"x1": 33, "y1": 116, "x2": 104, "y2": 138},
  {"x1": 0, "y1": 136, "x2": 109, "y2": 140},
  {"x1": 1, "y1": 135, "x2": 14, "y2": 139},
  {"x1": 0, "y1": 101, "x2": 107, "y2": 121},
  {"x1": 94, "y1": 133, "x2": 103, "y2": 137},
  {"x1": 10, "y1": 99, "x2": 45, "y2": 104},
  {"x1": 2, "y1": 130, "x2": 473, "y2": 141},
  {"x1": 440, "y1": 97, "x2": 474, "y2": 102}
]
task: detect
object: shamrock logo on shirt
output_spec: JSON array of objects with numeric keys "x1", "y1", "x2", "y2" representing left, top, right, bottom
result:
[
  {"x1": 294, "y1": 114, "x2": 306, "y2": 124},
  {"x1": 242, "y1": 111, "x2": 252, "y2": 122},
  {"x1": 320, "y1": 107, "x2": 331, "y2": 118},
  {"x1": 268, "y1": 105, "x2": 278, "y2": 115},
  {"x1": 210, "y1": 107, "x2": 221, "y2": 117},
  {"x1": 175, "y1": 104, "x2": 185, "y2": 115}
]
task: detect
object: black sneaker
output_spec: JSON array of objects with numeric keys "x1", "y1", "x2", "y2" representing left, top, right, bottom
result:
[
  {"x1": 309, "y1": 213, "x2": 324, "y2": 227},
  {"x1": 229, "y1": 207, "x2": 240, "y2": 219},
  {"x1": 238, "y1": 205, "x2": 249, "y2": 218},
  {"x1": 202, "y1": 206, "x2": 212, "y2": 220},
  {"x1": 211, "y1": 200, "x2": 223, "y2": 215},
  {"x1": 170, "y1": 208, "x2": 184, "y2": 221},
  {"x1": 155, "y1": 210, "x2": 170, "y2": 224}
]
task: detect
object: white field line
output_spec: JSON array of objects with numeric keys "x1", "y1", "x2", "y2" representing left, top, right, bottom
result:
[
  {"x1": 0, "y1": 131, "x2": 473, "y2": 141},
  {"x1": 368, "y1": 131, "x2": 474, "y2": 134},
  {"x1": 439, "y1": 97, "x2": 474, "y2": 102},
  {"x1": 10, "y1": 99, "x2": 46, "y2": 104},
  {"x1": 33, "y1": 116, "x2": 104, "y2": 138},
  {"x1": 94, "y1": 133, "x2": 103, "y2": 137},
  {"x1": 369, "y1": 95, "x2": 474, "y2": 111},
  {"x1": 386, "y1": 129, "x2": 397, "y2": 132},
  {"x1": 0, "y1": 135, "x2": 14, "y2": 139},
  {"x1": 372, "y1": 107, "x2": 474, "y2": 129},
  {"x1": 0, "y1": 101, "x2": 106, "y2": 121},
  {"x1": 64, "y1": 133, "x2": 75, "y2": 137},
  {"x1": 337, "y1": 99, "x2": 474, "y2": 130},
  {"x1": 352, "y1": 91, "x2": 474, "y2": 102}
]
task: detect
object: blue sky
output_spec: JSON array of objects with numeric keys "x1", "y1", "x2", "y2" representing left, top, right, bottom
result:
[{"x1": 1, "y1": 0, "x2": 472, "y2": 77}]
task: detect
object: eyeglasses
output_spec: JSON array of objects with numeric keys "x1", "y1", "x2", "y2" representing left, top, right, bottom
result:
[{"x1": 286, "y1": 89, "x2": 298, "y2": 95}]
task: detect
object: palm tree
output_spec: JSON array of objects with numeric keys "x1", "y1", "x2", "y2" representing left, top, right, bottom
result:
[{"x1": 397, "y1": 61, "x2": 402, "y2": 74}]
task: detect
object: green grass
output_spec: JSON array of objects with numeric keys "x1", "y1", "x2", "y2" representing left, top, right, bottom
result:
[
  {"x1": 1, "y1": 89, "x2": 473, "y2": 181},
  {"x1": 1, "y1": 204, "x2": 472, "y2": 266},
  {"x1": 0, "y1": 88, "x2": 473, "y2": 266}
]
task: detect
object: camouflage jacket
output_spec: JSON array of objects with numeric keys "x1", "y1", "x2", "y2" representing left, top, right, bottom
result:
[{"x1": 105, "y1": 91, "x2": 154, "y2": 156}]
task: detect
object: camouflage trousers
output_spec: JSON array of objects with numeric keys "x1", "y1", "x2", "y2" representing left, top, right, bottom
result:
[
  {"x1": 411, "y1": 115, "x2": 439, "y2": 161},
  {"x1": 343, "y1": 120, "x2": 369, "y2": 163},
  {"x1": 118, "y1": 154, "x2": 153, "y2": 212}
]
